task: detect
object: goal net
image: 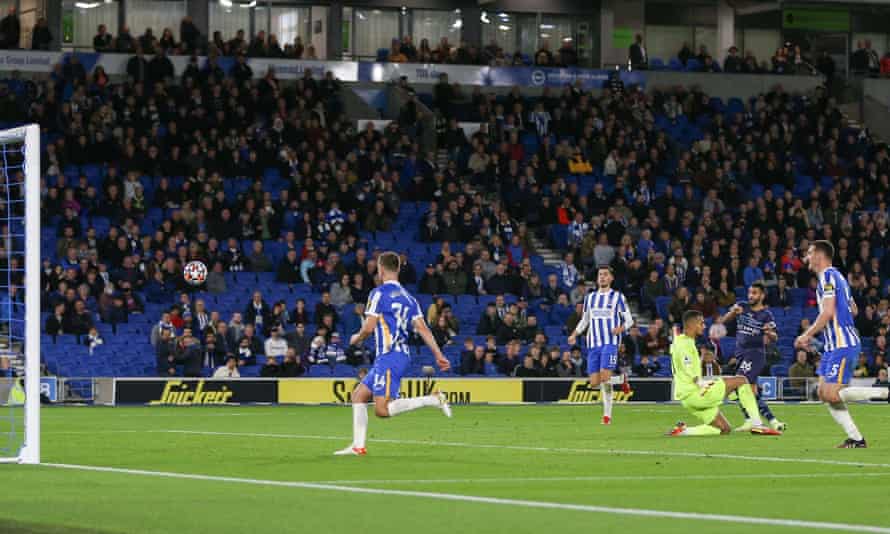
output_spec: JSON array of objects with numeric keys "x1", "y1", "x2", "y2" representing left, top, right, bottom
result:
[{"x1": 0, "y1": 124, "x2": 40, "y2": 464}]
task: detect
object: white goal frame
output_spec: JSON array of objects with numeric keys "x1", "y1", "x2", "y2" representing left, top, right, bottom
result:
[{"x1": 0, "y1": 124, "x2": 40, "y2": 464}]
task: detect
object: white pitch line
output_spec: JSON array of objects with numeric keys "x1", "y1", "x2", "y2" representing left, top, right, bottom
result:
[
  {"x1": 161, "y1": 430, "x2": 890, "y2": 469},
  {"x1": 39, "y1": 462, "x2": 890, "y2": 533},
  {"x1": 315, "y1": 472, "x2": 890, "y2": 485}
]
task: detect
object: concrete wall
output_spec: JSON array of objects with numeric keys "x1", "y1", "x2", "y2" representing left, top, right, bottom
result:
[
  {"x1": 862, "y1": 79, "x2": 890, "y2": 140},
  {"x1": 645, "y1": 72, "x2": 823, "y2": 100},
  {"x1": 863, "y1": 78, "x2": 890, "y2": 108},
  {"x1": 388, "y1": 73, "x2": 823, "y2": 100},
  {"x1": 863, "y1": 96, "x2": 890, "y2": 142},
  {"x1": 341, "y1": 86, "x2": 381, "y2": 122}
]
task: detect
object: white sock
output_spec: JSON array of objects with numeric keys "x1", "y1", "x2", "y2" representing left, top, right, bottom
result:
[
  {"x1": 352, "y1": 403, "x2": 368, "y2": 448},
  {"x1": 387, "y1": 395, "x2": 439, "y2": 416},
  {"x1": 601, "y1": 383, "x2": 613, "y2": 418},
  {"x1": 839, "y1": 387, "x2": 889, "y2": 402},
  {"x1": 827, "y1": 402, "x2": 863, "y2": 441}
]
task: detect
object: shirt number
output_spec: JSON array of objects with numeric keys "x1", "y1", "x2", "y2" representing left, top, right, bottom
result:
[
  {"x1": 373, "y1": 374, "x2": 386, "y2": 389},
  {"x1": 392, "y1": 303, "x2": 410, "y2": 334}
]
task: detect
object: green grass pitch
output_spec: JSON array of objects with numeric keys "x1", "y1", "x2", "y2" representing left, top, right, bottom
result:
[{"x1": 3, "y1": 403, "x2": 890, "y2": 533}]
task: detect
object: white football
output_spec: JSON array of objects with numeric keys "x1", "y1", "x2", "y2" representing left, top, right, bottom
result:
[{"x1": 183, "y1": 260, "x2": 208, "y2": 286}]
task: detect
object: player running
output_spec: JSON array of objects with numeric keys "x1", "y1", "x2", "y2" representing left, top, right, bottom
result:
[
  {"x1": 795, "y1": 240, "x2": 889, "y2": 448},
  {"x1": 719, "y1": 281, "x2": 786, "y2": 432},
  {"x1": 667, "y1": 310, "x2": 781, "y2": 436},
  {"x1": 568, "y1": 266, "x2": 633, "y2": 425},
  {"x1": 335, "y1": 252, "x2": 452, "y2": 456}
]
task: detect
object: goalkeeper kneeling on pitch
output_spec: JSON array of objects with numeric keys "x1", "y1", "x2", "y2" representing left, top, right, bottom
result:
[{"x1": 667, "y1": 310, "x2": 781, "y2": 437}]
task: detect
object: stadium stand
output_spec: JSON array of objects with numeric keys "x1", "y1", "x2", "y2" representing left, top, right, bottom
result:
[{"x1": 0, "y1": 33, "x2": 881, "y2": 385}]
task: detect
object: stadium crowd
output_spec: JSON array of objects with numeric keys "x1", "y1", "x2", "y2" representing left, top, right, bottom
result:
[{"x1": 8, "y1": 31, "x2": 889, "y2": 383}]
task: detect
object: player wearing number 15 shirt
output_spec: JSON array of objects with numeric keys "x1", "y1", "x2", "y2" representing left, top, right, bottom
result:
[
  {"x1": 335, "y1": 252, "x2": 452, "y2": 457},
  {"x1": 567, "y1": 266, "x2": 633, "y2": 426}
]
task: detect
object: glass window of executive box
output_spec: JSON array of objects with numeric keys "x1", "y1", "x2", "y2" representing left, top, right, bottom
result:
[
  {"x1": 127, "y1": 0, "x2": 188, "y2": 42},
  {"x1": 63, "y1": 0, "x2": 119, "y2": 50}
]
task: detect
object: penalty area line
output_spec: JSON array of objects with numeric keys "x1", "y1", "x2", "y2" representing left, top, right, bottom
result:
[
  {"x1": 39, "y1": 462, "x2": 890, "y2": 533},
  {"x1": 316, "y1": 472, "x2": 890, "y2": 485},
  {"x1": 161, "y1": 430, "x2": 890, "y2": 469}
]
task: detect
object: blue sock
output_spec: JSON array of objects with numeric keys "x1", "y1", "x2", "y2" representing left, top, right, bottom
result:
[{"x1": 757, "y1": 393, "x2": 775, "y2": 421}]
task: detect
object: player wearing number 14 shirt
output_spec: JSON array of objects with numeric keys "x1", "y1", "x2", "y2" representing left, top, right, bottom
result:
[{"x1": 335, "y1": 252, "x2": 452, "y2": 456}]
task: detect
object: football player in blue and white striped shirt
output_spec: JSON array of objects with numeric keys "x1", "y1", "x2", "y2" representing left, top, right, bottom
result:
[
  {"x1": 795, "y1": 240, "x2": 889, "y2": 448},
  {"x1": 568, "y1": 266, "x2": 634, "y2": 425},
  {"x1": 335, "y1": 252, "x2": 452, "y2": 456}
]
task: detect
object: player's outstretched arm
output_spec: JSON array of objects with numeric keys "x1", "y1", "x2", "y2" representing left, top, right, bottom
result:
[
  {"x1": 568, "y1": 296, "x2": 590, "y2": 346},
  {"x1": 413, "y1": 317, "x2": 450, "y2": 372},
  {"x1": 795, "y1": 296, "x2": 834, "y2": 349},
  {"x1": 350, "y1": 315, "x2": 378, "y2": 347},
  {"x1": 718, "y1": 303, "x2": 743, "y2": 324}
]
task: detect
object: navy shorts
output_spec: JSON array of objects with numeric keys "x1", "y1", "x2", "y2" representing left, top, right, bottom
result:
[{"x1": 734, "y1": 350, "x2": 765, "y2": 382}]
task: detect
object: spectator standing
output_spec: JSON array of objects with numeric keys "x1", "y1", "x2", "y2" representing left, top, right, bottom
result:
[
  {"x1": 126, "y1": 48, "x2": 148, "y2": 83},
  {"x1": 31, "y1": 17, "x2": 52, "y2": 50},
  {"x1": 176, "y1": 328, "x2": 203, "y2": 377},
  {"x1": 180, "y1": 16, "x2": 200, "y2": 54},
  {"x1": 232, "y1": 54, "x2": 253, "y2": 85},
  {"x1": 116, "y1": 25, "x2": 135, "y2": 53},
  {"x1": 723, "y1": 46, "x2": 742, "y2": 73},
  {"x1": 155, "y1": 328, "x2": 176, "y2": 376},
  {"x1": 149, "y1": 47, "x2": 175, "y2": 84},
  {"x1": 94, "y1": 24, "x2": 113, "y2": 52},
  {"x1": 629, "y1": 33, "x2": 647, "y2": 69},
  {"x1": 0, "y1": 7, "x2": 20, "y2": 49},
  {"x1": 245, "y1": 291, "x2": 271, "y2": 331}
]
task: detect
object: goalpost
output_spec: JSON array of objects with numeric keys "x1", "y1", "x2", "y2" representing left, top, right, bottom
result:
[{"x1": 0, "y1": 124, "x2": 40, "y2": 464}]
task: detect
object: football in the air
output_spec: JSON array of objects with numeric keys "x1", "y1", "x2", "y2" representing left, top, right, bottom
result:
[{"x1": 183, "y1": 260, "x2": 208, "y2": 286}]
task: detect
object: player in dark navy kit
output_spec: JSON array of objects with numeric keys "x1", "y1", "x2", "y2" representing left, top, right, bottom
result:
[{"x1": 719, "y1": 281, "x2": 786, "y2": 432}]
